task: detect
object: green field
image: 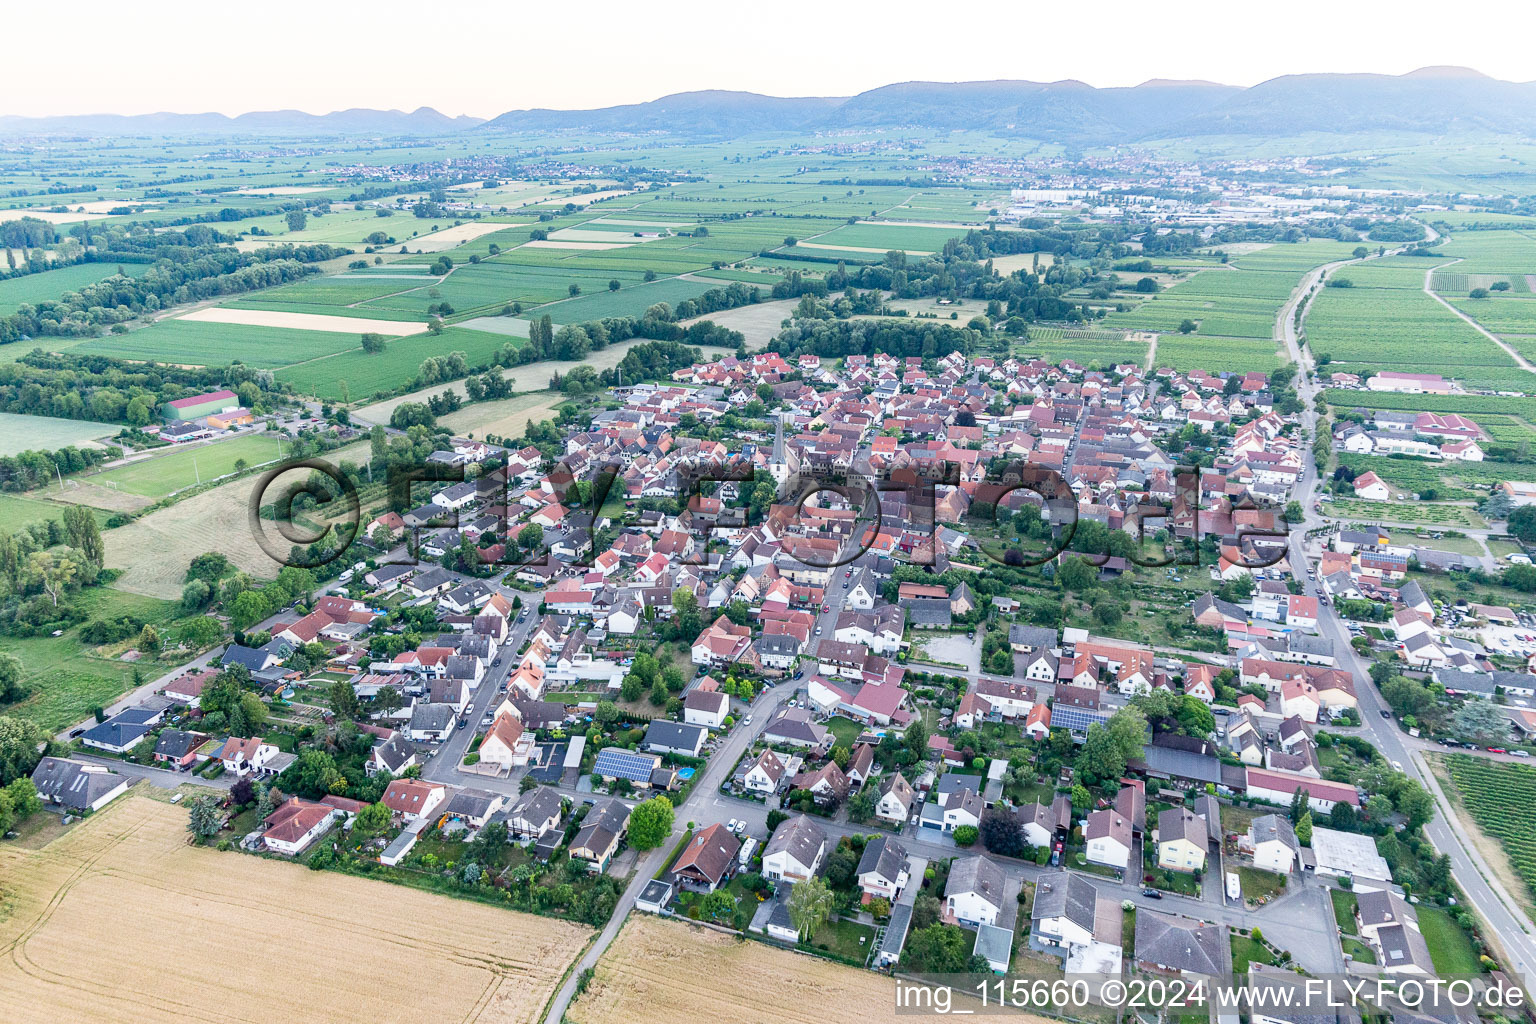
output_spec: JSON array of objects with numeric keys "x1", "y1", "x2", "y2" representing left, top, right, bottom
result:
[
  {"x1": 275, "y1": 326, "x2": 520, "y2": 401},
  {"x1": 1442, "y1": 755, "x2": 1536, "y2": 909},
  {"x1": 0, "y1": 586, "x2": 190, "y2": 733},
  {"x1": 89, "y1": 432, "x2": 287, "y2": 498},
  {"x1": 0, "y1": 262, "x2": 154, "y2": 316},
  {"x1": 539, "y1": 275, "x2": 728, "y2": 324},
  {"x1": 1322, "y1": 498, "x2": 1485, "y2": 527},
  {"x1": 74, "y1": 317, "x2": 372, "y2": 368},
  {"x1": 0, "y1": 411, "x2": 115, "y2": 455},
  {"x1": 799, "y1": 222, "x2": 969, "y2": 253}
]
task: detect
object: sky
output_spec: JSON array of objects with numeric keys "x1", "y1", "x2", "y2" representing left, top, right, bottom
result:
[{"x1": 9, "y1": 0, "x2": 1536, "y2": 119}]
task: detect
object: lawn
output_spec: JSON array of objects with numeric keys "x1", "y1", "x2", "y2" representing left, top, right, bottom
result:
[
  {"x1": 89, "y1": 432, "x2": 287, "y2": 499},
  {"x1": 1330, "y1": 888, "x2": 1358, "y2": 934},
  {"x1": 1237, "y1": 866, "x2": 1287, "y2": 902},
  {"x1": 1231, "y1": 934, "x2": 1277, "y2": 972},
  {"x1": 1416, "y1": 905, "x2": 1480, "y2": 975},
  {"x1": 824, "y1": 716, "x2": 864, "y2": 750},
  {"x1": 808, "y1": 916, "x2": 877, "y2": 963},
  {"x1": 1342, "y1": 937, "x2": 1377, "y2": 965}
]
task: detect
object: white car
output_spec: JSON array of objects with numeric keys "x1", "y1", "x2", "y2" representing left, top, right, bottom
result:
[
  {"x1": 726, "y1": 818, "x2": 740, "y2": 833},
  {"x1": 743, "y1": 714, "x2": 752, "y2": 724}
]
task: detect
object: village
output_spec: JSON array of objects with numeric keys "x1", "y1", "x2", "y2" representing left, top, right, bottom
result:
[{"x1": 20, "y1": 334, "x2": 1531, "y2": 1023}]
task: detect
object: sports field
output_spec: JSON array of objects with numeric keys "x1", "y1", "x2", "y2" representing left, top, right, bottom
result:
[
  {"x1": 89, "y1": 432, "x2": 287, "y2": 498},
  {"x1": 0, "y1": 794, "x2": 590, "y2": 1024}
]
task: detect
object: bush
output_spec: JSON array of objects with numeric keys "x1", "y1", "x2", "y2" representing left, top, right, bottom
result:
[{"x1": 953, "y1": 825, "x2": 979, "y2": 847}]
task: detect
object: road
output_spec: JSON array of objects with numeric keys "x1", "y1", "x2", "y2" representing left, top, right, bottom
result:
[{"x1": 1277, "y1": 229, "x2": 1536, "y2": 985}]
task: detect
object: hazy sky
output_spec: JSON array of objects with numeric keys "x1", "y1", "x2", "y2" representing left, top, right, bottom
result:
[{"x1": 10, "y1": 0, "x2": 1536, "y2": 118}]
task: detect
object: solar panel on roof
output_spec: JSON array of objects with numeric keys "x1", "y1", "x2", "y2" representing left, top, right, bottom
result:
[
  {"x1": 1049, "y1": 706, "x2": 1110, "y2": 732},
  {"x1": 593, "y1": 749, "x2": 658, "y2": 782}
]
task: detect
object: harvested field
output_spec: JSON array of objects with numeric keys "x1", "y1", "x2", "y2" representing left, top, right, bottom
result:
[
  {"x1": 438, "y1": 392, "x2": 566, "y2": 441},
  {"x1": 233, "y1": 186, "x2": 330, "y2": 195},
  {"x1": 795, "y1": 242, "x2": 931, "y2": 256},
  {"x1": 520, "y1": 240, "x2": 632, "y2": 251},
  {"x1": 0, "y1": 794, "x2": 589, "y2": 1024},
  {"x1": 678, "y1": 297, "x2": 800, "y2": 350},
  {"x1": 0, "y1": 411, "x2": 114, "y2": 455},
  {"x1": 177, "y1": 306, "x2": 428, "y2": 335},
  {"x1": 989, "y1": 252, "x2": 1057, "y2": 274},
  {"x1": 409, "y1": 220, "x2": 529, "y2": 252},
  {"x1": 43, "y1": 479, "x2": 152, "y2": 513},
  {"x1": 570, "y1": 916, "x2": 1055, "y2": 1024},
  {"x1": 0, "y1": 208, "x2": 133, "y2": 224},
  {"x1": 548, "y1": 229, "x2": 657, "y2": 244}
]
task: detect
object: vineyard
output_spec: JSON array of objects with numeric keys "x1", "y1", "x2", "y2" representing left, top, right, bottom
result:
[{"x1": 1442, "y1": 755, "x2": 1536, "y2": 906}]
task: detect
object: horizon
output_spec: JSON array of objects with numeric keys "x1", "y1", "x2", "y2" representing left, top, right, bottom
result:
[{"x1": 7, "y1": 0, "x2": 1536, "y2": 119}]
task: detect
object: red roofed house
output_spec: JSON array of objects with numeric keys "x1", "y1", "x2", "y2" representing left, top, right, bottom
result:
[
  {"x1": 382, "y1": 779, "x2": 447, "y2": 822},
  {"x1": 262, "y1": 797, "x2": 338, "y2": 856}
]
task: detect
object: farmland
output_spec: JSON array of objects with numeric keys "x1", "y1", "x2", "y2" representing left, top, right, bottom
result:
[
  {"x1": 0, "y1": 410, "x2": 114, "y2": 454},
  {"x1": 75, "y1": 317, "x2": 372, "y2": 368},
  {"x1": 569, "y1": 915, "x2": 1043, "y2": 1024},
  {"x1": 0, "y1": 795, "x2": 590, "y2": 1024},
  {"x1": 276, "y1": 326, "x2": 521, "y2": 402},
  {"x1": 1440, "y1": 755, "x2": 1536, "y2": 916},
  {"x1": 0, "y1": 262, "x2": 150, "y2": 315},
  {"x1": 1321, "y1": 497, "x2": 1485, "y2": 527}
]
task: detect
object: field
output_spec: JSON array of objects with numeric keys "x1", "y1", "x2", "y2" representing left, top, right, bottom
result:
[
  {"x1": 0, "y1": 410, "x2": 114, "y2": 454},
  {"x1": 176, "y1": 306, "x2": 428, "y2": 335},
  {"x1": 1322, "y1": 498, "x2": 1485, "y2": 527},
  {"x1": 76, "y1": 318, "x2": 372, "y2": 368},
  {"x1": 276, "y1": 326, "x2": 521, "y2": 402},
  {"x1": 0, "y1": 586, "x2": 185, "y2": 732},
  {"x1": 438, "y1": 392, "x2": 567, "y2": 441},
  {"x1": 1440, "y1": 755, "x2": 1536, "y2": 912},
  {"x1": 1308, "y1": 256, "x2": 1528, "y2": 391},
  {"x1": 104, "y1": 441, "x2": 369, "y2": 598},
  {"x1": 568, "y1": 915, "x2": 1046, "y2": 1024},
  {"x1": 0, "y1": 795, "x2": 589, "y2": 1024},
  {"x1": 88, "y1": 432, "x2": 288, "y2": 499},
  {"x1": 0, "y1": 263, "x2": 151, "y2": 316}
]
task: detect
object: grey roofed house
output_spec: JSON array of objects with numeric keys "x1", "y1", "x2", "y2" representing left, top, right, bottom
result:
[
  {"x1": 877, "y1": 902, "x2": 914, "y2": 966},
  {"x1": 505, "y1": 785, "x2": 565, "y2": 836},
  {"x1": 761, "y1": 706, "x2": 830, "y2": 749},
  {"x1": 857, "y1": 835, "x2": 908, "y2": 884},
  {"x1": 512, "y1": 699, "x2": 568, "y2": 730},
  {"x1": 152, "y1": 729, "x2": 204, "y2": 760},
  {"x1": 1031, "y1": 870, "x2": 1099, "y2": 935},
  {"x1": 1248, "y1": 813, "x2": 1299, "y2": 856},
  {"x1": 946, "y1": 853, "x2": 1006, "y2": 913},
  {"x1": 1399, "y1": 579, "x2": 1429, "y2": 609},
  {"x1": 1356, "y1": 889, "x2": 1414, "y2": 930},
  {"x1": 1138, "y1": 743, "x2": 1224, "y2": 786},
  {"x1": 974, "y1": 922, "x2": 1013, "y2": 971},
  {"x1": 765, "y1": 813, "x2": 826, "y2": 869},
  {"x1": 79, "y1": 715, "x2": 153, "y2": 751},
  {"x1": 408, "y1": 566, "x2": 454, "y2": 593},
  {"x1": 1286, "y1": 632, "x2": 1334, "y2": 659},
  {"x1": 1135, "y1": 909, "x2": 1231, "y2": 976},
  {"x1": 1193, "y1": 592, "x2": 1248, "y2": 623},
  {"x1": 906, "y1": 598, "x2": 952, "y2": 628},
  {"x1": 642, "y1": 719, "x2": 708, "y2": 755},
  {"x1": 1377, "y1": 921, "x2": 1436, "y2": 973},
  {"x1": 755, "y1": 634, "x2": 800, "y2": 659},
  {"x1": 30, "y1": 756, "x2": 129, "y2": 812},
  {"x1": 371, "y1": 732, "x2": 416, "y2": 773},
  {"x1": 220, "y1": 644, "x2": 273, "y2": 672},
  {"x1": 574, "y1": 797, "x2": 632, "y2": 852},
  {"x1": 1008, "y1": 624, "x2": 1058, "y2": 651},
  {"x1": 442, "y1": 788, "x2": 498, "y2": 822},
  {"x1": 444, "y1": 655, "x2": 480, "y2": 681},
  {"x1": 408, "y1": 702, "x2": 457, "y2": 735},
  {"x1": 1158, "y1": 806, "x2": 1209, "y2": 848},
  {"x1": 1193, "y1": 794, "x2": 1222, "y2": 843}
]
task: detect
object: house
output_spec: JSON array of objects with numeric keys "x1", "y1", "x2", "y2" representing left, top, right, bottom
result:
[
  {"x1": 1032, "y1": 871, "x2": 1111, "y2": 951},
  {"x1": 670, "y1": 822, "x2": 741, "y2": 892},
  {"x1": 1353, "y1": 472, "x2": 1390, "y2": 501},
  {"x1": 856, "y1": 836, "x2": 910, "y2": 901},
  {"x1": 1246, "y1": 768, "x2": 1360, "y2": 814},
  {"x1": 152, "y1": 729, "x2": 206, "y2": 770},
  {"x1": 1084, "y1": 808, "x2": 1133, "y2": 870},
  {"x1": 1156, "y1": 807, "x2": 1208, "y2": 872},
  {"x1": 1135, "y1": 910, "x2": 1231, "y2": 977},
  {"x1": 407, "y1": 703, "x2": 457, "y2": 742},
  {"x1": 504, "y1": 786, "x2": 565, "y2": 840},
  {"x1": 218, "y1": 736, "x2": 278, "y2": 776},
  {"x1": 592, "y1": 747, "x2": 666, "y2": 788},
  {"x1": 1247, "y1": 814, "x2": 1300, "y2": 874},
  {"x1": 945, "y1": 853, "x2": 1006, "y2": 927},
  {"x1": 762, "y1": 814, "x2": 826, "y2": 882},
  {"x1": 571, "y1": 798, "x2": 632, "y2": 871},
  {"x1": 643, "y1": 720, "x2": 708, "y2": 757},
  {"x1": 683, "y1": 688, "x2": 729, "y2": 728},
  {"x1": 382, "y1": 778, "x2": 447, "y2": 822},
  {"x1": 1019, "y1": 799, "x2": 1063, "y2": 849},
  {"x1": 875, "y1": 771, "x2": 915, "y2": 825},
  {"x1": 479, "y1": 713, "x2": 534, "y2": 769},
  {"x1": 78, "y1": 709, "x2": 156, "y2": 754},
  {"x1": 368, "y1": 732, "x2": 418, "y2": 776},
  {"x1": 743, "y1": 750, "x2": 789, "y2": 795},
  {"x1": 1357, "y1": 890, "x2": 1435, "y2": 974},
  {"x1": 760, "y1": 706, "x2": 830, "y2": 751},
  {"x1": 791, "y1": 761, "x2": 851, "y2": 806},
  {"x1": 30, "y1": 757, "x2": 130, "y2": 813},
  {"x1": 920, "y1": 773, "x2": 984, "y2": 833},
  {"x1": 974, "y1": 923, "x2": 1013, "y2": 974},
  {"x1": 262, "y1": 797, "x2": 337, "y2": 856}
]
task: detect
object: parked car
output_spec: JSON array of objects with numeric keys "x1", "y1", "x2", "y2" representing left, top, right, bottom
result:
[
  {"x1": 1141, "y1": 888, "x2": 1162, "y2": 899},
  {"x1": 1380, "y1": 709, "x2": 1391, "y2": 718},
  {"x1": 1488, "y1": 748, "x2": 1508, "y2": 754},
  {"x1": 1512, "y1": 750, "x2": 1530, "y2": 758}
]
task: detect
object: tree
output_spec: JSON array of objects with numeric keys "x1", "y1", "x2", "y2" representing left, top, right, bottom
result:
[
  {"x1": 1453, "y1": 698, "x2": 1510, "y2": 742},
  {"x1": 517, "y1": 522, "x2": 544, "y2": 552},
  {"x1": 1509, "y1": 506, "x2": 1536, "y2": 544},
  {"x1": 902, "y1": 923, "x2": 983, "y2": 973},
  {"x1": 62, "y1": 504, "x2": 104, "y2": 568},
  {"x1": 1105, "y1": 705, "x2": 1148, "y2": 764},
  {"x1": 648, "y1": 676, "x2": 668, "y2": 706},
  {"x1": 620, "y1": 674, "x2": 643, "y2": 702},
  {"x1": 0, "y1": 653, "x2": 24, "y2": 704},
  {"x1": 181, "y1": 579, "x2": 212, "y2": 613},
  {"x1": 980, "y1": 808, "x2": 1027, "y2": 856},
  {"x1": 847, "y1": 788, "x2": 876, "y2": 824},
  {"x1": 295, "y1": 749, "x2": 344, "y2": 797},
  {"x1": 700, "y1": 889, "x2": 737, "y2": 923},
  {"x1": 608, "y1": 279, "x2": 621, "y2": 292},
  {"x1": 1075, "y1": 722, "x2": 1126, "y2": 787},
  {"x1": 186, "y1": 794, "x2": 222, "y2": 839},
  {"x1": 360, "y1": 332, "x2": 387, "y2": 354},
  {"x1": 1174, "y1": 695, "x2": 1216, "y2": 738},
  {"x1": 1295, "y1": 811, "x2": 1313, "y2": 846},
  {"x1": 595, "y1": 700, "x2": 620, "y2": 726},
  {"x1": 229, "y1": 776, "x2": 255, "y2": 807},
  {"x1": 1057, "y1": 556, "x2": 1096, "y2": 593},
  {"x1": 0, "y1": 716, "x2": 46, "y2": 783},
  {"x1": 354, "y1": 800, "x2": 391, "y2": 839},
  {"x1": 286, "y1": 210, "x2": 308, "y2": 232},
  {"x1": 904, "y1": 720, "x2": 928, "y2": 759},
  {"x1": 1178, "y1": 319, "x2": 1197, "y2": 334},
  {"x1": 953, "y1": 824, "x2": 979, "y2": 846},
  {"x1": 627, "y1": 796, "x2": 674, "y2": 850},
  {"x1": 787, "y1": 875, "x2": 833, "y2": 939},
  {"x1": 375, "y1": 686, "x2": 403, "y2": 717},
  {"x1": 329, "y1": 679, "x2": 360, "y2": 720},
  {"x1": 986, "y1": 648, "x2": 1013, "y2": 674}
]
